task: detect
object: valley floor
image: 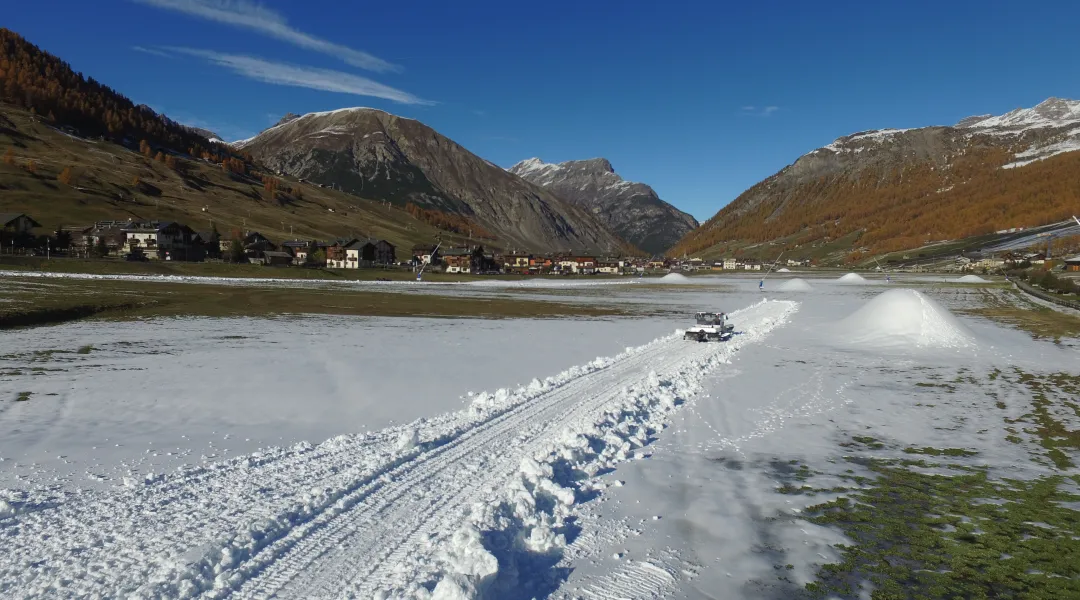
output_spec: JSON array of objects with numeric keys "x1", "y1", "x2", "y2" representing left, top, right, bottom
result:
[{"x1": 0, "y1": 273, "x2": 1077, "y2": 599}]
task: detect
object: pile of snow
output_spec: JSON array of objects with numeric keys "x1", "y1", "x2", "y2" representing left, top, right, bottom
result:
[
  {"x1": 659, "y1": 272, "x2": 691, "y2": 283},
  {"x1": 953, "y1": 274, "x2": 989, "y2": 283},
  {"x1": 777, "y1": 267, "x2": 791, "y2": 273},
  {"x1": 778, "y1": 278, "x2": 814, "y2": 292},
  {"x1": 834, "y1": 288, "x2": 974, "y2": 350},
  {"x1": 836, "y1": 272, "x2": 868, "y2": 284}
]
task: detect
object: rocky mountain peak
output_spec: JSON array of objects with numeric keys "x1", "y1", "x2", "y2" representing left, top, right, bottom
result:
[
  {"x1": 575, "y1": 157, "x2": 615, "y2": 174},
  {"x1": 510, "y1": 157, "x2": 697, "y2": 255},
  {"x1": 275, "y1": 112, "x2": 301, "y2": 127},
  {"x1": 237, "y1": 109, "x2": 628, "y2": 254}
]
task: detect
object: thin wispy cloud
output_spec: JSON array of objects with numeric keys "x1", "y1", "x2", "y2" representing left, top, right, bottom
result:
[
  {"x1": 166, "y1": 47, "x2": 432, "y2": 105},
  {"x1": 740, "y1": 105, "x2": 780, "y2": 117},
  {"x1": 132, "y1": 45, "x2": 174, "y2": 58},
  {"x1": 132, "y1": 0, "x2": 398, "y2": 73}
]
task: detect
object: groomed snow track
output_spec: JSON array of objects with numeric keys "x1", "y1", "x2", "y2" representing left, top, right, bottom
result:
[{"x1": 0, "y1": 299, "x2": 797, "y2": 599}]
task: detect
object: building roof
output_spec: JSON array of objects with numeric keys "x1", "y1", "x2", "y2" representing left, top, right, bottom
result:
[
  {"x1": 0, "y1": 213, "x2": 42, "y2": 228},
  {"x1": 263, "y1": 251, "x2": 292, "y2": 258},
  {"x1": 1064, "y1": 255, "x2": 1080, "y2": 263}
]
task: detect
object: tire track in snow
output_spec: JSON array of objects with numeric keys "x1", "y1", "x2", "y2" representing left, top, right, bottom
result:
[
  {"x1": 0, "y1": 300, "x2": 797, "y2": 600},
  {"x1": 236, "y1": 299, "x2": 796, "y2": 599},
  {"x1": 233, "y1": 333, "x2": 707, "y2": 599}
]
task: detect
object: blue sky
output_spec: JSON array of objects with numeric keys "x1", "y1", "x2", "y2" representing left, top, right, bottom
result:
[{"x1": 7, "y1": 0, "x2": 1080, "y2": 221}]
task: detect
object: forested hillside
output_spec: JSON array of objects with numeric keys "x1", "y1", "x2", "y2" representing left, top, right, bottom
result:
[
  {"x1": 0, "y1": 28, "x2": 247, "y2": 167},
  {"x1": 672, "y1": 103, "x2": 1080, "y2": 262}
]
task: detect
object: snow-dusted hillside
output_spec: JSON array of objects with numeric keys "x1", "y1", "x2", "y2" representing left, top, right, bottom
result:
[{"x1": 807, "y1": 97, "x2": 1080, "y2": 167}]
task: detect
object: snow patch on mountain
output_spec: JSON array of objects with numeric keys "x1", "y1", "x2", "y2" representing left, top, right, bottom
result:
[
  {"x1": 958, "y1": 97, "x2": 1080, "y2": 131},
  {"x1": 1003, "y1": 127, "x2": 1080, "y2": 169}
]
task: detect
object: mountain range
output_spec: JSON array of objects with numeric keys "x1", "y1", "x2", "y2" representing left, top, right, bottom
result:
[
  {"x1": 236, "y1": 109, "x2": 634, "y2": 254},
  {"x1": 671, "y1": 98, "x2": 1080, "y2": 261},
  {"x1": 509, "y1": 158, "x2": 697, "y2": 255}
]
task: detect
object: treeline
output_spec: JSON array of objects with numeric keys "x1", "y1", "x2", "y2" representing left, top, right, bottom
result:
[
  {"x1": 0, "y1": 28, "x2": 251, "y2": 167},
  {"x1": 671, "y1": 147, "x2": 1080, "y2": 258},
  {"x1": 404, "y1": 202, "x2": 495, "y2": 239}
]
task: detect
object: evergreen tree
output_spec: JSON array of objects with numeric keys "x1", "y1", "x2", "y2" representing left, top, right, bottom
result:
[
  {"x1": 228, "y1": 232, "x2": 247, "y2": 263},
  {"x1": 92, "y1": 236, "x2": 109, "y2": 258}
]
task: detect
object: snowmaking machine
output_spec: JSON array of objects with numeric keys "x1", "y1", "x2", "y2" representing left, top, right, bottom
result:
[{"x1": 683, "y1": 312, "x2": 735, "y2": 342}]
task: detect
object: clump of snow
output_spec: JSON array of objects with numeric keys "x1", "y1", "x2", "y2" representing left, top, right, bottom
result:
[
  {"x1": 834, "y1": 288, "x2": 975, "y2": 350},
  {"x1": 777, "y1": 267, "x2": 791, "y2": 273},
  {"x1": 659, "y1": 273, "x2": 691, "y2": 283},
  {"x1": 836, "y1": 272, "x2": 868, "y2": 284},
  {"x1": 396, "y1": 427, "x2": 419, "y2": 452},
  {"x1": 953, "y1": 275, "x2": 989, "y2": 283},
  {"x1": 778, "y1": 278, "x2": 814, "y2": 292}
]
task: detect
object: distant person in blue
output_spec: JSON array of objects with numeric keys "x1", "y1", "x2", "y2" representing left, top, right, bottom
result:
[
  {"x1": 759, "y1": 279, "x2": 764, "y2": 291},
  {"x1": 886, "y1": 274, "x2": 890, "y2": 284}
]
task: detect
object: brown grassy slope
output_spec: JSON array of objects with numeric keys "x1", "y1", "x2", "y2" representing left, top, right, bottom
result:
[
  {"x1": 0, "y1": 103, "x2": 478, "y2": 250},
  {"x1": 670, "y1": 147, "x2": 1080, "y2": 260}
]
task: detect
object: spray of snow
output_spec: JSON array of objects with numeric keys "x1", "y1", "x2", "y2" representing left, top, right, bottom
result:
[
  {"x1": 777, "y1": 267, "x2": 791, "y2": 273},
  {"x1": 833, "y1": 288, "x2": 975, "y2": 350},
  {"x1": 778, "y1": 278, "x2": 814, "y2": 292},
  {"x1": 953, "y1": 275, "x2": 989, "y2": 283},
  {"x1": 836, "y1": 272, "x2": 868, "y2": 284},
  {"x1": 659, "y1": 273, "x2": 691, "y2": 283}
]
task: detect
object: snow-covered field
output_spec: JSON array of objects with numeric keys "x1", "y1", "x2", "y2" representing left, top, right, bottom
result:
[{"x1": 1, "y1": 275, "x2": 1077, "y2": 599}]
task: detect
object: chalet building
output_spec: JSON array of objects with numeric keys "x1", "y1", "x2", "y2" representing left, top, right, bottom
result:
[
  {"x1": 323, "y1": 239, "x2": 396, "y2": 269},
  {"x1": 282, "y1": 240, "x2": 331, "y2": 265},
  {"x1": 596, "y1": 259, "x2": 620, "y2": 274},
  {"x1": 411, "y1": 244, "x2": 440, "y2": 265},
  {"x1": 529, "y1": 256, "x2": 554, "y2": 273},
  {"x1": 504, "y1": 253, "x2": 532, "y2": 272},
  {"x1": 1065, "y1": 255, "x2": 1080, "y2": 272},
  {"x1": 120, "y1": 221, "x2": 198, "y2": 260},
  {"x1": 443, "y1": 254, "x2": 471, "y2": 273},
  {"x1": 262, "y1": 250, "x2": 293, "y2": 266},
  {"x1": 193, "y1": 231, "x2": 221, "y2": 259},
  {"x1": 0, "y1": 213, "x2": 41, "y2": 234},
  {"x1": 362, "y1": 239, "x2": 396, "y2": 265},
  {"x1": 326, "y1": 242, "x2": 350, "y2": 268}
]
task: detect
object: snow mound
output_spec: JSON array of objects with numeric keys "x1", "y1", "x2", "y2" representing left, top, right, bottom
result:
[
  {"x1": 778, "y1": 278, "x2": 814, "y2": 292},
  {"x1": 953, "y1": 275, "x2": 989, "y2": 283},
  {"x1": 836, "y1": 272, "x2": 868, "y2": 284},
  {"x1": 777, "y1": 267, "x2": 791, "y2": 273},
  {"x1": 835, "y1": 288, "x2": 975, "y2": 350},
  {"x1": 659, "y1": 272, "x2": 691, "y2": 283}
]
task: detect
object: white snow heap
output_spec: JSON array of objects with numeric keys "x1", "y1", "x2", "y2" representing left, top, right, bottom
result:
[
  {"x1": 834, "y1": 288, "x2": 975, "y2": 350},
  {"x1": 778, "y1": 278, "x2": 814, "y2": 292},
  {"x1": 659, "y1": 272, "x2": 691, "y2": 283},
  {"x1": 836, "y1": 272, "x2": 868, "y2": 284},
  {"x1": 953, "y1": 274, "x2": 989, "y2": 283}
]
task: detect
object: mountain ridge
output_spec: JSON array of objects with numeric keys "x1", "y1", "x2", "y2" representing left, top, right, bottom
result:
[
  {"x1": 671, "y1": 97, "x2": 1080, "y2": 261},
  {"x1": 238, "y1": 109, "x2": 635, "y2": 255},
  {"x1": 509, "y1": 157, "x2": 697, "y2": 255}
]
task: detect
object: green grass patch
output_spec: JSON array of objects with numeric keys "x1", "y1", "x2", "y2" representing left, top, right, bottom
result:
[
  {"x1": 15, "y1": 391, "x2": 31, "y2": 401},
  {"x1": 804, "y1": 459, "x2": 1080, "y2": 599},
  {"x1": 1009, "y1": 370, "x2": 1080, "y2": 470},
  {"x1": 903, "y1": 447, "x2": 979, "y2": 457},
  {"x1": 0, "y1": 276, "x2": 633, "y2": 327},
  {"x1": 76, "y1": 345, "x2": 94, "y2": 354}
]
